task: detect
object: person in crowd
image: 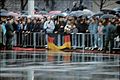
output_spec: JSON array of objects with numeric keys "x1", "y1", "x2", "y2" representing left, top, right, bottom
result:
[
  {"x1": 97, "y1": 20, "x2": 104, "y2": 51},
  {"x1": 12, "y1": 18, "x2": 22, "y2": 46},
  {"x1": 115, "y1": 18, "x2": 120, "y2": 37},
  {"x1": 77, "y1": 17, "x2": 88, "y2": 33},
  {"x1": 43, "y1": 16, "x2": 55, "y2": 47},
  {"x1": 54, "y1": 17, "x2": 66, "y2": 34},
  {"x1": 88, "y1": 17, "x2": 98, "y2": 50},
  {"x1": 32, "y1": 19, "x2": 37, "y2": 32},
  {"x1": 44, "y1": 16, "x2": 55, "y2": 34},
  {"x1": 103, "y1": 19, "x2": 117, "y2": 53},
  {"x1": 64, "y1": 17, "x2": 78, "y2": 49},
  {"x1": 1, "y1": 19, "x2": 6, "y2": 47},
  {"x1": 0, "y1": 21, "x2": 3, "y2": 49},
  {"x1": 5, "y1": 18, "x2": 15, "y2": 50},
  {"x1": 21, "y1": 18, "x2": 29, "y2": 47}
]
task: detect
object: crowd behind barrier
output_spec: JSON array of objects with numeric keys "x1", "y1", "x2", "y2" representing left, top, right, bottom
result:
[{"x1": 0, "y1": 13, "x2": 120, "y2": 53}]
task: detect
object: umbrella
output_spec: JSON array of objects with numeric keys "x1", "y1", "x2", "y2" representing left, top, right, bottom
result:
[
  {"x1": 7, "y1": 12, "x2": 20, "y2": 17},
  {"x1": 0, "y1": 9, "x2": 8, "y2": 13},
  {"x1": 0, "y1": 12, "x2": 8, "y2": 16},
  {"x1": 82, "y1": 9, "x2": 94, "y2": 17},
  {"x1": 49, "y1": 11, "x2": 62, "y2": 15},
  {"x1": 69, "y1": 10, "x2": 84, "y2": 17},
  {"x1": 0, "y1": 9, "x2": 8, "y2": 16},
  {"x1": 39, "y1": 11, "x2": 48, "y2": 15},
  {"x1": 113, "y1": 7, "x2": 120, "y2": 13},
  {"x1": 101, "y1": 9, "x2": 116, "y2": 14},
  {"x1": 93, "y1": 12, "x2": 104, "y2": 17},
  {"x1": 32, "y1": 14, "x2": 43, "y2": 18},
  {"x1": 57, "y1": 12, "x2": 68, "y2": 17},
  {"x1": 100, "y1": 14, "x2": 115, "y2": 19}
]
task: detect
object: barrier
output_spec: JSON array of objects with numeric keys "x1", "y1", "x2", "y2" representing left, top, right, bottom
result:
[
  {"x1": 11, "y1": 32, "x2": 120, "y2": 50},
  {"x1": 13, "y1": 32, "x2": 46, "y2": 48}
]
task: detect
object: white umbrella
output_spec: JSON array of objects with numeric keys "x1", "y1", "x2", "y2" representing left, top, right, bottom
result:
[
  {"x1": 69, "y1": 10, "x2": 84, "y2": 17},
  {"x1": 8, "y1": 12, "x2": 20, "y2": 17},
  {"x1": 83, "y1": 9, "x2": 94, "y2": 16}
]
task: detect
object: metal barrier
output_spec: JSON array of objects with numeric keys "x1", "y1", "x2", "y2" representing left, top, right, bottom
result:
[
  {"x1": 0, "y1": 51, "x2": 120, "y2": 80},
  {"x1": 12, "y1": 32, "x2": 120, "y2": 50},
  {"x1": 13, "y1": 32, "x2": 46, "y2": 48}
]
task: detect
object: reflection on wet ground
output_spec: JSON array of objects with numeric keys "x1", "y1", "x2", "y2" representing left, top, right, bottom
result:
[{"x1": 0, "y1": 51, "x2": 120, "y2": 80}]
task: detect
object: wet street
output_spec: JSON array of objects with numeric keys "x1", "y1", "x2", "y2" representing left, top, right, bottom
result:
[{"x1": 0, "y1": 51, "x2": 120, "y2": 80}]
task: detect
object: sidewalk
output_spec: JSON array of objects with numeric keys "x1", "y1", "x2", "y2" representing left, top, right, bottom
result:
[{"x1": 0, "y1": 47, "x2": 119, "y2": 54}]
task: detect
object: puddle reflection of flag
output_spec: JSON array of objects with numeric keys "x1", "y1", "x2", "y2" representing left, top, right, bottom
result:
[{"x1": 48, "y1": 34, "x2": 71, "y2": 51}]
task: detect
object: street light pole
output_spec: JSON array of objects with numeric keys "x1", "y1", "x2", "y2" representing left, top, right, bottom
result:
[{"x1": 28, "y1": 0, "x2": 34, "y2": 15}]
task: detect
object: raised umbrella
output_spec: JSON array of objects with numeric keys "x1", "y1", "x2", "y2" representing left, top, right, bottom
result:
[
  {"x1": 7, "y1": 12, "x2": 20, "y2": 17},
  {"x1": 69, "y1": 10, "x2": 84, "y2": 17},
  {"x1": 100, "y1": 14, "x2": 115, "y2": 19}
]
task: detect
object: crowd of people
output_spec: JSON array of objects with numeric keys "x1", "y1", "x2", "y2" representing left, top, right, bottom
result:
[{"x1": 0, "y1": 12, "x2": 120, "y2": 53}]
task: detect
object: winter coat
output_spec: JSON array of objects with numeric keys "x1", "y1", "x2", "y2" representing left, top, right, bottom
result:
[
  {"x1": 103, "y1": 24, "x2": 116, "y2": 39},
  {"x1": 43, "y1": 20, "x2": 55, "y2": 33}
]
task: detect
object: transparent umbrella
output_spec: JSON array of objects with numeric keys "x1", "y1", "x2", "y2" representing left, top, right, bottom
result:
[{"x1": 69, "y1": 10, "x2": 84, "y2": 17}]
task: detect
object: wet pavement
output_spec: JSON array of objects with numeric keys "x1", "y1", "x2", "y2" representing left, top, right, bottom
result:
[{"x1": 0, "y1": 51, "x2": 120, "y2": 80}]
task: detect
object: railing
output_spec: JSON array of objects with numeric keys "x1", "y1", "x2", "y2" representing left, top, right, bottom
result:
[{"x1": 11, "y1": 32, "x2": 120, "y2": 50}]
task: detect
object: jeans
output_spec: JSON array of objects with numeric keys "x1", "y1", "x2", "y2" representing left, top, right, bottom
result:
[
  {"x1": 98, "y1": 34, "x2": 103, "y2": 49},
  {"x1": 90, "y1": 33, "x2": 98, "y2": 48}
]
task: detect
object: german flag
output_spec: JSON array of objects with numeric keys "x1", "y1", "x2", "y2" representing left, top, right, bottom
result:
[{"x1": 48, "y1": 34, "x2": 71, "y2": 51}]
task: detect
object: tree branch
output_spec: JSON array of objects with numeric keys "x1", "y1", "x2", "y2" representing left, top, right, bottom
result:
[
  {"x1": 103, "y1": 2, "x2": 115, "y2": 8},
  {"x1": 23, "y1": 0, "x2": 28, "y2": 9},
  {"x1": 92, "y1": 0, "x2": 100, "y2": 6},
  {"x1": 103, "y1": 0, "x2": 107, "y2": 4}
]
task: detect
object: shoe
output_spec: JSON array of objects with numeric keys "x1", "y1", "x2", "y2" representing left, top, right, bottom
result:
[
  {"x1": 94, "y1": 45, "x2": 97, "y2": 48},
  {"x1": 85, "y1": 47, "x2": 88, "y2": 49},
  {"x1": 100, "y1": 48, "x2": 103, "y2": 51},
  {"x1": 91, "y1": 48, "x2": 94, "y2": 50},
  {"x1": 98, "y1": 48, "x2": 100, "y2": 51},
  {"x1": 89, "y1": 47, "x2": 91, "y2": 50}
]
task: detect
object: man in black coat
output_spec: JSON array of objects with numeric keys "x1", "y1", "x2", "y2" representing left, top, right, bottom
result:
[{"x1": 5, "y1": 18, "x2": 15, "y2": 50}]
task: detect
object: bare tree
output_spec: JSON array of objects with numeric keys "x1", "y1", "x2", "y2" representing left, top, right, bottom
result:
[
  {"x1": 44, "y1": 0, "x2": 49, "y2": 7},
  {"x1": 0, "y1": 0, "x2": 6, "y2": 9},
  {"x1": 92, "y1": 0, "x2": 115, "y2": 10},
  {"x1": 20, "y1": 0, "x2": 28, "y2": 11},
  {"x1": 51, "y1": 0, "x2": 55, "y2": 10},
  {"x1": 44, "y1": 0, "x2": 55, "y2": 10}
]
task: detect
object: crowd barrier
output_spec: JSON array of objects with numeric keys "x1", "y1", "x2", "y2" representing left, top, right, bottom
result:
[
  {"x1": 13, "y1": 32, "x2": 46, "y2": 48},
  {"x1": 1, "y1": 32, "x2": 120, "y2": 50},
  {"x1": 11, "y1": 32, "x2": 120, "y2": 50}
]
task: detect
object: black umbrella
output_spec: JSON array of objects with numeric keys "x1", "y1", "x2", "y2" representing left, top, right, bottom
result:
[
  {"x1": 101, "y1": 9, "x2": 116, "y2": 14},
  {"x1": 100, "y1": 14, "x2": 115, "y2": 19},
  {"x1": 93, "y1": 12, "x2": 104, "y2": 17}
]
